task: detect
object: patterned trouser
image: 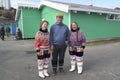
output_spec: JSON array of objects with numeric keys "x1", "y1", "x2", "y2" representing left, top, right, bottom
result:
[
  {"x1": 37, "y1": 52, "x2": 50, "y2": 70},
  {"x1": 70, "y1": 55, "x2": 83, "y2": 62},
  {"x1": 69, "y1": 51, "x2": 84, "y2": 62},
  {"x1": 38, "y1": 58, "x2": 49, "y2": 67}
]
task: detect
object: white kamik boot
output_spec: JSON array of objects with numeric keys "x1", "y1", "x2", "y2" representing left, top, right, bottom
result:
[
  {"x1": 77, "y1": 61, "x2": 83, "y2": 74},
  {"x1": 43, "y1": 65, "x2": 49, "y2": 77},
  {"x1": 69, "y1": 60, "x2": 76, "y2": 72},
  {"x1": 38, "y1": 70, "x2": 45, "y2": 78},
  {"x1": 38, "y1": 64, "x2": 45, "y2": 78}
]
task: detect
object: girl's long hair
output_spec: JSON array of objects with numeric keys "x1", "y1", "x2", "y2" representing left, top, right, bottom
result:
[
  {"x1": 71, "y1": 22, "x2": 80, "y2": 42},
  {"x1": 39, "y1": 20, "x2": 49, "y2": 31}
]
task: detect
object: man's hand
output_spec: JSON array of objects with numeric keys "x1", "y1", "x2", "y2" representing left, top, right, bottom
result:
[
  {"x1": 65, "y1": 41, "x2": 68, "y2": 46},
  {"x1": 50, "y1": 45, "x2": 54, "y2": 53}
]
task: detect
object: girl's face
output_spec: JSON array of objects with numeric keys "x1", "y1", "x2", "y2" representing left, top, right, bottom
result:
[
  {"x1": 41, "y1": 22, "x2": 48, "y2": 30},
  {"x1": 71, "y1": 23, "x2": 78, "y2": 30}
]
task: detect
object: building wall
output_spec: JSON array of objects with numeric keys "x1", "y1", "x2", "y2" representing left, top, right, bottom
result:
[
  {"x1": 18, "y1": 10, "x2": 23, "y2": 36},
  {"x1": 11, "y1": 23, "x2": 17, "y2": 35},
  {"x1": 3, "y1": 0, "x2": 11, "y2": 9},
  {"x1": 40, "y1": 6, "x2": 69, "y2": 32},
  {"x1": 0, "y1": 0, "x2": 3, "y2": 7},
  {"x1": 17, "y1": 6, "x2": 120, "y2": 40},
  {"x1": 71, "y1": 11, "x2": 120, "y2": 40},
  {"x1": 18, "y1": 7, "x2": 41, "y2": 38}
]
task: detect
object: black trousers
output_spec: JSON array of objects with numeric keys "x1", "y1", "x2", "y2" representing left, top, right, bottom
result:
[
  {"x1": 37, "y1": 50, "x2": 50, "y2": 59},
  {"x1": 69, "y1": 51, "x2": 84, "y2": 57},
  {"x1": 51, "y1": 45, "x2": 67, "y2": 68}
]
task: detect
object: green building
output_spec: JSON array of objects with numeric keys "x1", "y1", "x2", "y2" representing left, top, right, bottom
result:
[{"x1": 15, "y1": 0, "x2": 120, "y2": 40}]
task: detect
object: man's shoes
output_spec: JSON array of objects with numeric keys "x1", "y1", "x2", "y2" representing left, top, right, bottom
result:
[
  {"x1": 52, "y1": 68, "x2": 57, "y2": 76},
  {"x1": 59, "y1": 68, "x2": 65, "y2": 73},
  {"x1": 52, "y1": 70, "x2": 57, "y2": 76}
]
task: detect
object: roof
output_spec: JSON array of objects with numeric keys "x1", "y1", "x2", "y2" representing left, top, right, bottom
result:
[
  {"x1": 15, "y1": 3, "x2": 39, "y2": 21},
  {"x1": 15, "y1": 0, "x2": 120, "y2": 21},
  {"x1": 17, "y1": 3, "x2": 39, "y2": 8},
  {"x1": 41, "y1": 0, "x2": 120, "y2": 14}
]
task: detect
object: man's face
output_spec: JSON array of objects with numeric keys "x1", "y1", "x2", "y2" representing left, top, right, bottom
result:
[{"x1": 56, "y1": 17, "x2": 63, "y2": 23}]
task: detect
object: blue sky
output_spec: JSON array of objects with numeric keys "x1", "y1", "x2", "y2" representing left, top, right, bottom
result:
[{"x1": 11, "y1": 0, "x2": 120, "y2": 9}]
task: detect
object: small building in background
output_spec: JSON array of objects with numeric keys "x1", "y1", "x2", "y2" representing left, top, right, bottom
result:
[
  {"x1": 11, "y1": 23, "x2": 17, "y2": 35},
  {"x1": 0, "y1": 0, "x2": 3, "y2": 7},
  {"x1": 0, "y1": 0, "x2": 11, "y2": 10}
]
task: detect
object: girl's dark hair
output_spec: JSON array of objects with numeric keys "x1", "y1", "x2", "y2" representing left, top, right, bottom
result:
[
  {"x1": 70, "y1": 21, "x2": 79, "y2": 30},
  {"x1": 71, "y1": 22, "x2": 80, "y2": 42},
  {"x1": 39, "y1": 20, "x2": 49, "y2": 31}
]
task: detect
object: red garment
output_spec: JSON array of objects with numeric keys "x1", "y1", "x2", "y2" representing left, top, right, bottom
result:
[{"x1": 35, "y1": 31, "x2": 50, "y2": 50}]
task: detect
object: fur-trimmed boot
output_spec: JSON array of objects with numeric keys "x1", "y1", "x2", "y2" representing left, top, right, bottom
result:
[
  {"x1": 38, "y1": 60, "x2": 45, "y2": 78},
  {"x1": 77, "y1": 61, "x2": 83, "y2": 74},
  {"x1": 69, "y1": 60, "x2": 76, "y2": 72},
  {"x1": 43, "y1": 65, "x2": 49, "y2": 77},
  {"x1": 38, "y1": 67, "x2": 45, "y2": 78}
]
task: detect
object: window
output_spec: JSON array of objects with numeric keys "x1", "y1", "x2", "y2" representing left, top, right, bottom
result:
[{"x1": 107, "y1": 14, "x2": 120, "y2": 20}]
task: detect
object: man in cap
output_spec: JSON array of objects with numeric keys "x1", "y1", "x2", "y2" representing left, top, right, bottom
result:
[{"x1": 50, "y1": 13, "x2": 70, "y2": 76}]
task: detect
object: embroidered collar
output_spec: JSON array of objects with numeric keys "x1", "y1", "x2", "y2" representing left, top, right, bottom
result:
[{"x1": 39, "y1": 28, "x2": 48, "y2": 32}]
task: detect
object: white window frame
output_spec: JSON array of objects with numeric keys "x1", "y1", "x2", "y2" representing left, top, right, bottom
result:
[{"x1": 107, "y1": 14, "x2": 120, "y2": 21}]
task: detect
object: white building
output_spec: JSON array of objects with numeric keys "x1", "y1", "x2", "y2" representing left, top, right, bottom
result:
[
  {"x1": 0, "y1": 0, "x2": 11, "y2": 9},
  {"x1": 0, "y1": 0, "x2": 3, "y2": 7},
  {"x1": 3, "y1": 0, "x2": 11, "y2": 9}
]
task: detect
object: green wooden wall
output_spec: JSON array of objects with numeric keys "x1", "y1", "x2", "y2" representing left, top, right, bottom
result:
[
  {"x1": 17, "y1": 6, "x2": 120, "y2": 40},
  {"x1": 18, "y1": 8, "x2": 41, "y2": 38},
  {"x1": 71, "y1": 11, "x2": 120, "y2": 40},
  {"x1": 18, "y1": 11, "x2": 23, "y2": 36},
  {"x1": 39, "y1": 6, "x2": 69, "y2": 32}
]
